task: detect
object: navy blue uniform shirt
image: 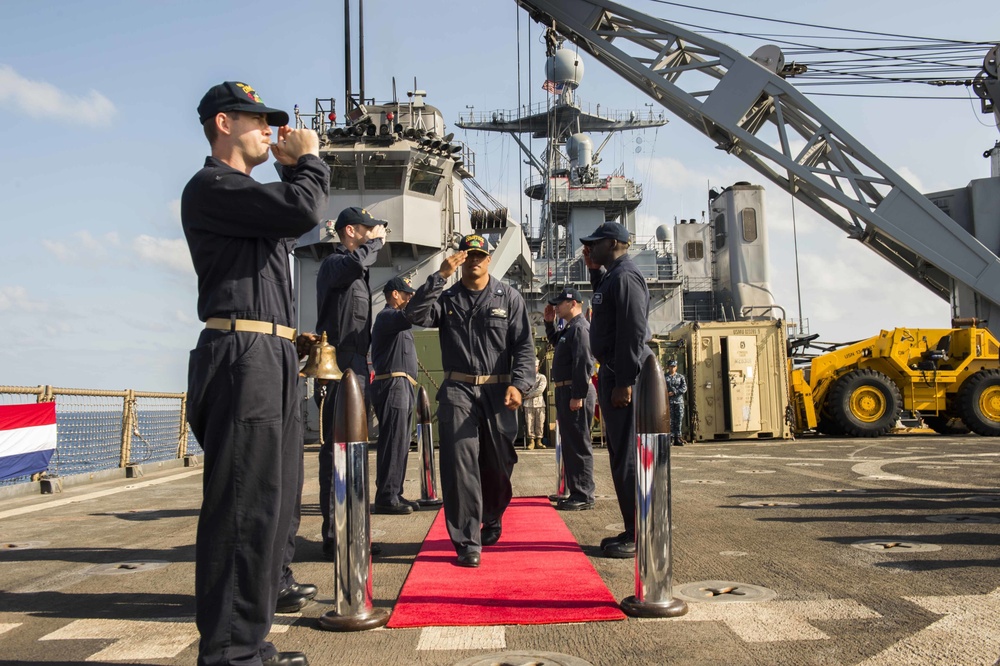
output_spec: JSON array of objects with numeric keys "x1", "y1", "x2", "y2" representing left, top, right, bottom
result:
[
  {"x1": 315, "y1": 238, "x2": 384, "y2": 352},
  {"x1": 589, "y1": 254, "x2": 651, "y2": 388},
  {"x1": 405, "y1": 273, "x2": 535, "y2": 395},
  {"x1": 371, "y1": 306, "x2": 417, "y2": 377},
  {"x1": 181, "y1": 155, "x2": 329, "y2": 325},
  {"x1": 545, "y1": 314, "x2": 595, "y2": 400}
]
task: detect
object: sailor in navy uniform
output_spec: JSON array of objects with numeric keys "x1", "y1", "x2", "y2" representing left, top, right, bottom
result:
[
  {"x1": 183, "y1": 81, "x2": 327, "y2": 666},
  {"x1": 581, "y1": 222, "x2": 652, "y2": 560},
  {"x1": 665, "y1": 359, "x2": 687, "y2": 446},
  {"x1": 405, "y1": 235, "x2": 536, "y2": 568},
  {"x1": 370, "y1": 276, "x2": 419, "y2": 514},
  {"x1": 315, "y1": 206, "x2": 386, "y2": 557},
  {"x1": 544, "y1": 287, "x2": 597, "y2": 511}
]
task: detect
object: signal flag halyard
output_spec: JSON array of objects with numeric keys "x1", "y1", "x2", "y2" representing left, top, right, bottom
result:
[{"x1": 0, "y1": 403, "x2": 57, "y2": 480}]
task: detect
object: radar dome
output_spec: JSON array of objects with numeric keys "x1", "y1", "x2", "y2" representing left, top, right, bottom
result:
[
  {"x1": 655, "y1": 225, "x2": 671, "y2": 242},
  {"x1": 545, "y1": 48, "x2": 584, "y2": 88}
]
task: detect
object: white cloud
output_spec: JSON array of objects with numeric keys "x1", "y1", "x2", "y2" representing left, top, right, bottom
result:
[
  {"x1": 894, "y1": 166, "x2": 926, "y2": 194},
  {"x1": 132, "y1": 235, "x2": 194, "y2": 276},
  {"x1": 41, "y1": 231, "x2": 120, "y2": 261},
  {"x1": 0, "y1": 286, "x2": 46, "y2": 312},
  {"x1": 0, "y1": 65, "x2": 116, "y2": 127},
  {"x1": 769, "y1": 233, "x2": 950, "y2": 341}
]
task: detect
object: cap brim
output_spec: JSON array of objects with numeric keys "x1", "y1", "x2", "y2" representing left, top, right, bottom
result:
[
  {"x1": 547, "y1": 297, "x2": 567, "y2": 305},
  {"x1": 579, "y1": 234, "x2": 602, "y2": 244},
  {"x1": 465, "y1": 248, "x2": 490, "y2": 255},
  {"x1": 226, "y1": 103, "x2": 290, "y2": 126}
]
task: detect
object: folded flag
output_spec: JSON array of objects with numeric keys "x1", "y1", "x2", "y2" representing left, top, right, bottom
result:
[{"x1": 0, "y1": 403, "x2": 57, "y2": 481}]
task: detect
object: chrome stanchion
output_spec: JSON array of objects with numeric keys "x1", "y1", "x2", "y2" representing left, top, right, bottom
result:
[
  {"x1": 620, "y1": 355, "x2": 688, "y2": 618},
  {"x1": 547, "y1": 425, "x2": 568, "y2": 501},
  {"x1": 318, "y1": 369, "x2": 389, "y2": 631},
  {"x1": 415, "y1": 385, "x2": 442, "y2": 508}
]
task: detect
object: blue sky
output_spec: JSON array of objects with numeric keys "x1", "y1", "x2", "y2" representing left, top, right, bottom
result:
[{"x1": 1, "y1": 0, "x2": 997, "y2": 391}]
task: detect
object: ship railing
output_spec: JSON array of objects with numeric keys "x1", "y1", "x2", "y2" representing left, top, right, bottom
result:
[
  {"x1": 523, "y1": 174, "x2": 642, "y2": 200},
  {"x1": 460, "y1": 100, "x2": 665, "y2": 126},
  {"x1": 536, "y1": 242, "x2": 678, "y2": 285},
  {"x1": 0, "y1": 385, "x2": 199, "y2": 489}
]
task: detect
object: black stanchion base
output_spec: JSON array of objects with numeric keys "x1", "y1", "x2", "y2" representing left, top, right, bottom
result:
[
  {"x1": 417, "y1": 498, "x2": 443, "y2": 508},
  {"x1": 620, "y1": 595, "x2": 689, "y2": 619},
  {"x1": 547, "y1": 494, "x2": 569, "y2": 502},
  {"x1": 317, "y1": 607, "x2": 390, "y2": 632}
]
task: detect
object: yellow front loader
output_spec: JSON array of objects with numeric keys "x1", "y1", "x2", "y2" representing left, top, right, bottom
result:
[{"x1": 790, "y1": 321, "x2": 1000, "y2": 437}]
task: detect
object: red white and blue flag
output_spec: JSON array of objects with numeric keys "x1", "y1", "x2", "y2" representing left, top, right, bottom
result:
[
  {"x1": 0, "y1": 403, "x2": 57, "y2": 480},
  {"x1": 542, "y1": 79, "x2": 566, "y2": 94}
]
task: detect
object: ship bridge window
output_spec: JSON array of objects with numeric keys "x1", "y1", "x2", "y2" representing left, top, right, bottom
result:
[
  {"x1": 741, "y1": 208, "x2": 758, "y2": 242},
  {"x1": 329, "y1": 166, "x2": 359, "y2": 191},
  {"x1": 685, "y1": 240, "x2": 704, "y2": 260},
  {"x1": 714, "y1": 213, "x2": 726, "y2": 250},
  {"x1": 409, "y1": 163, "x2": 444, "y2": 196},
  {"x1": 364, "y1": 160, "x2": 406, "y2": 190}
]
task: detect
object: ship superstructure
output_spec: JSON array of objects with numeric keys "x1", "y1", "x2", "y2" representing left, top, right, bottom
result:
[{"x1": 457, "y1": 40, "x2": 777, "y2": 332}]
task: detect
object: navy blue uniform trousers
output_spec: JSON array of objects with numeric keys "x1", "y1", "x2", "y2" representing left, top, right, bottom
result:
[
  {"x1": 555, "y1": 385, "x2": 597, "y2": 502},
  {"x1": 436, "y1": 381, "x2": 518, "y2": 555},
  {"x1": 187, "y1": 330, "x2": 300, "y2": 666},
  {"x1": 597, "y1": 364, "x2": 637, "y2": 538},
  {"x1": 372, "y1": 376, "x2": 414, "y2": 506}
]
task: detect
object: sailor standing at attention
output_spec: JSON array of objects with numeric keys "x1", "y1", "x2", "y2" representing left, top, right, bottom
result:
[
  {"x1": 182, "y1": 81, "x2": 328, "y2": 666},
  {"x1": 665, "y1": 359, "x2": 688, "y2": 446},
  {"x1": 544, "y1": 287, "x2": 597, "y2": 511},
  {"x1": 371, "y1": 276, "x2": 419, "y2": 514},
  {"x1": 522, "y1": 358, "x2": 548, "y2": 450},
  {"x1": 581, "y1": 221, "x2": 652, "y2": 559},
  {"x1": 405, "y1": 235, "x2": 536, "y2": 568},
  {"x1": 315, "y1": 206, "x2": 386, "y2": 558}
]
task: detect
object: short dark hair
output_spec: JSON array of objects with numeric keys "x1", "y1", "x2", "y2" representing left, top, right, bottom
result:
[{"x1": 202, "y1": 111, "x2": 240, "y2": 146}]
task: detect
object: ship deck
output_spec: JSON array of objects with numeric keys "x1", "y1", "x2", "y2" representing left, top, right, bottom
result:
[{"x1": 1, "y1": 435, "x2": 998, "y2": 665}]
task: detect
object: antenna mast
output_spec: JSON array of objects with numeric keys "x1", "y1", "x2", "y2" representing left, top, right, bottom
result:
[{"x1": 343, "y1": 0, "x2": 352, "y2": 110}]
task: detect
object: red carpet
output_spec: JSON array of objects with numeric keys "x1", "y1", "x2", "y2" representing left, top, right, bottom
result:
[{"x1": 387, "y1": 496, "x2": 626, "y2": 627}]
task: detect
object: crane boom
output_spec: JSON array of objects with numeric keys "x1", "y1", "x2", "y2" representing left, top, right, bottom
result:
[{"x1": 515, "y1": 0, "x2": 1000, "y2": 329}]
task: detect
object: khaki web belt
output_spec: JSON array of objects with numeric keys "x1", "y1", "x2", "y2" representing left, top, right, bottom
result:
[
  {"x1": 444, "y1": 372, "x2": 512, "y2": 386},
  {"x1": 205, "y1": 317, "x2": 296, "y2": 341},
  {"x1": 372, "y1": 372, "x2": 418, "y2": 387}
]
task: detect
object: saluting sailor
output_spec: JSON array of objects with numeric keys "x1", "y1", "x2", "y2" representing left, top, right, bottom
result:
[
  {"x1": 370, "y1": 276, "x2": 419, "y2": 514},
  {"x1": 314, "y1": 206, "x2": 386, "y2": 558},
  {"x1": 544, "y1": 287, "x2": 597, "y2": 511},
  {"x1": 405, "y1": 235, "x2": 536, "y2": 568}
]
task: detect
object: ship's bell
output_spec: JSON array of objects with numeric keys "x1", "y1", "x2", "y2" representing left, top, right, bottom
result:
[{"x1": 301, "y1": 332, "x2": 343, "y2": 381}]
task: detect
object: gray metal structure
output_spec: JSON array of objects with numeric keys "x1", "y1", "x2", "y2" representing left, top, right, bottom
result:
[{"x1": 514, "y1": 0, "x2": 1000, "y2": 335}]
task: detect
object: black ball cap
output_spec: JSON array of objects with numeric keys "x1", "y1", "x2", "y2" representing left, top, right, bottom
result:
[
  {"x1": 579, "y1": 222, "x2": 630, "y2": 244},
  {"x1": 384, "y1": 276, "x2": 417, "y2": 294},
  {"x1": 547, "y1": 287, "x2": 584, "y2": 305},
  {"x1": 197, "y1": 81, "x2": 289, "y2": 126},
  {"x1": 458, "y1": 234, "x2": 490, "y2": 254},
  {"x1": 334, "y1": 206, "x2": 385, "y2": 231}
]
